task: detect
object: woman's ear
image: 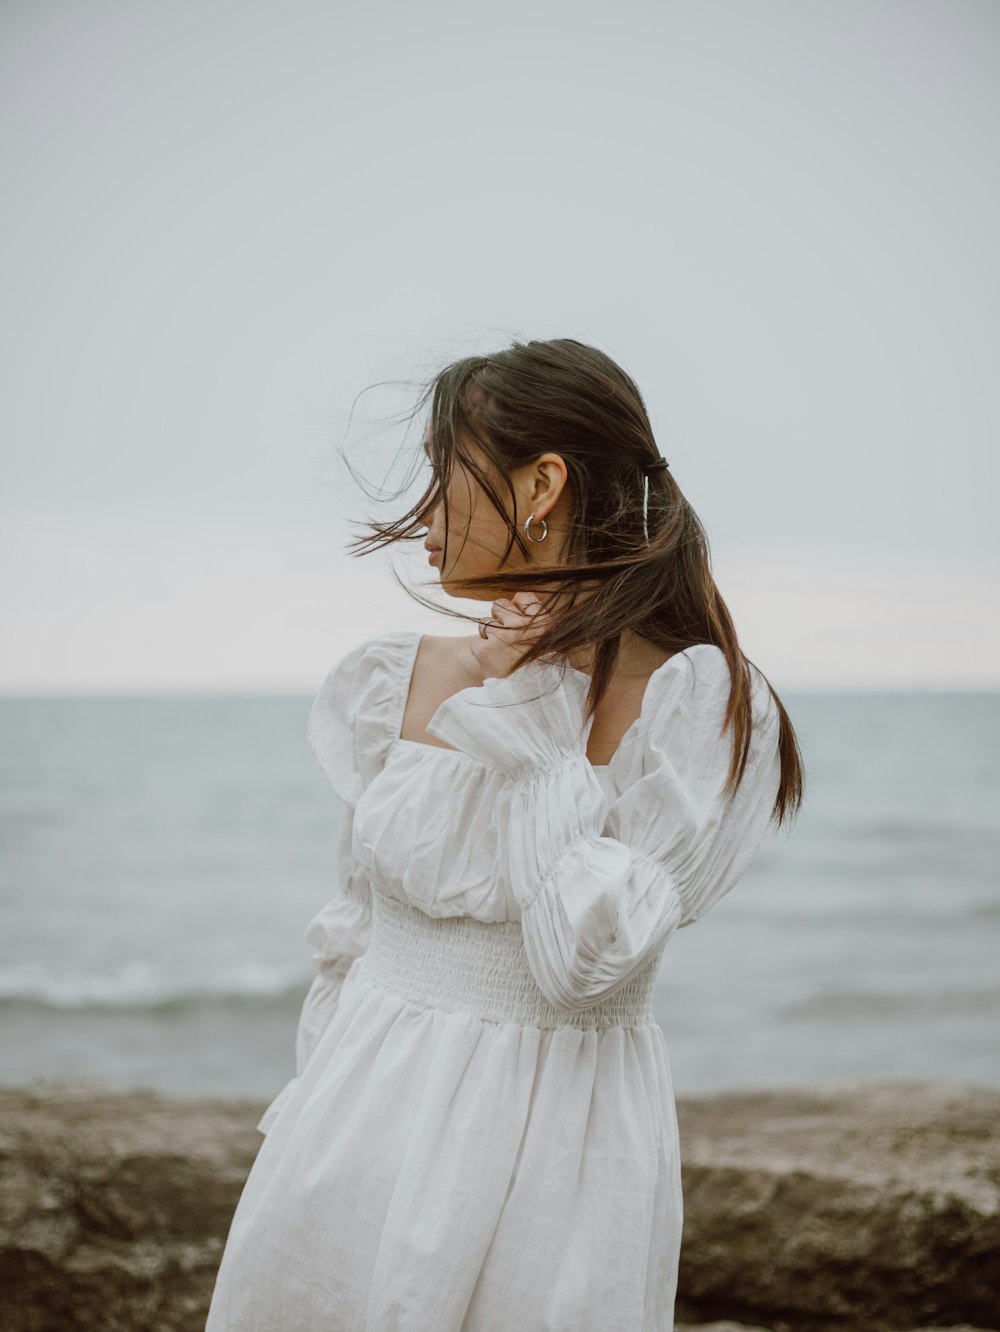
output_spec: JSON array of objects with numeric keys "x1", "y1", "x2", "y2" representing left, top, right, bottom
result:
[{"x1": 524, "y1": 452, "x2": 569, "y2": 517}]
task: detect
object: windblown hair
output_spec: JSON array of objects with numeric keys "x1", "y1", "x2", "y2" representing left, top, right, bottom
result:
[{"x1": 345, "y1": 336, "x2": 804, "y2": 828}]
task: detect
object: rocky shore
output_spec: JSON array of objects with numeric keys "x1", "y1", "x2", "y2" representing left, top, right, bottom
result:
[{"x1": 0, "y1": 1077, "x2": 996, "y2": 1332}]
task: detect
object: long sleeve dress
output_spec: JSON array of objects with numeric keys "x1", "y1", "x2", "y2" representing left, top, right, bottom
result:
[{"x1": 205, "y1": 628, "x2": 782, "y2": 1332}]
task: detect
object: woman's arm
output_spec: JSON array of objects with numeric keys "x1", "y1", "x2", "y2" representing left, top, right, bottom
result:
[{"x1": 427, "y1": 648, "x2": 781, "y2": 1012}]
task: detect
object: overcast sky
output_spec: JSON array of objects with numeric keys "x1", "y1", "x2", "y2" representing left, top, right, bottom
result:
[{"x1": 2, "y1": 0, "x2": 997, "y2": 693}]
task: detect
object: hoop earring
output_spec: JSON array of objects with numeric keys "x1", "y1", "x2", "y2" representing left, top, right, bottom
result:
[{"x1": 524, "y1": 512, "x2": 548, "y2": 543}]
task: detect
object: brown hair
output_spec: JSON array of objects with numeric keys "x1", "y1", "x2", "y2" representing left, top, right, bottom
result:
[{"x1": 345, "y1": 336, "x2": 804, "y2": 829}]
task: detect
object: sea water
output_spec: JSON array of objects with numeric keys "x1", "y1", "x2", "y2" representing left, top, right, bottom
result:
[{"x1": 1, "y1": 690, "x2": 997, "y2": 1099}]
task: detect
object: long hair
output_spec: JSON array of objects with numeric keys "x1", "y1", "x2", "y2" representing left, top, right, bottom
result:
[{"x1": 344, "y1": 336, "x2": 804, "y2": 829}]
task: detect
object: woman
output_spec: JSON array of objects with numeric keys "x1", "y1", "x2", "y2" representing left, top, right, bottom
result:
[{"x1": 205, "y1": 337, "x2": 804, "y2": 1331}]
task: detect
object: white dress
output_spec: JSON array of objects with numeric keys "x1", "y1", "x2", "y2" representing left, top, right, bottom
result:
[{"x1": 205, "y1": 629, "x2": 782, "y2": 1332}]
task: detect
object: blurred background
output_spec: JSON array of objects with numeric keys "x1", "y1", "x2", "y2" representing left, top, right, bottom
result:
[{"x1": 1, "y1": 0, "x2": 997, "y2": 1101}]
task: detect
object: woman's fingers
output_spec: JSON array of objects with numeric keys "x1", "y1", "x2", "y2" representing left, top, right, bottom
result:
[
  {"x1": 513, "y1": 593, "x2": 545, "y2": 620},
  {"x1": 471, "y1": 592, "x2": 550, "y2": 679},
  {"x1": 493, "y1": 594, "x2": 544, "y2": 623},
  {"x1": 489, "y1": 600, "x2": 521, "y2": 630}
]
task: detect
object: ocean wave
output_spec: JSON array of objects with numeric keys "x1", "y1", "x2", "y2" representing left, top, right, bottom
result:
[{"x1": 0, "y1": 959, "x2": 310, "y2": 1013}]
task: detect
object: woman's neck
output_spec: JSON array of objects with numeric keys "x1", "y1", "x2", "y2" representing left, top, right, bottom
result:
[{"x1": 566, "y1": 631, "x2": 660, "y2": 678}]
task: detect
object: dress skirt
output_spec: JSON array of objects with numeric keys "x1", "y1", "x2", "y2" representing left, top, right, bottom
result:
[{"x1": 205, "y1": 884, "x2": 684, "y2": 1331}]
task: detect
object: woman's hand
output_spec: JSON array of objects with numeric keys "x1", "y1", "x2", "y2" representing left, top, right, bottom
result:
[{"x1": 470, "y1": 592, "x2": 552, "y2": 680}]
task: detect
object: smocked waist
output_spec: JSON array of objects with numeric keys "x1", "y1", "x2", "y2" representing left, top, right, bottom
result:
[{"x1": 358, "y1": 884, "x2": 658, "y2": 1032}]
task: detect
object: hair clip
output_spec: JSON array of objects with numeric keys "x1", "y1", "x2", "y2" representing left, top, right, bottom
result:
[{"x1": 641, "y1": 456, "x2": 669, "y2": 546}]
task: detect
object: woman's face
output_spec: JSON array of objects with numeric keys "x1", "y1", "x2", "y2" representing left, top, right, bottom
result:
[{"x1": 423, "y1": 435, "x2": 524, "y2": 600}]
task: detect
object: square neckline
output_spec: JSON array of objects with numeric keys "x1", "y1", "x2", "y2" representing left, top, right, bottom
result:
[{"x1": 392, "y1": 631, "x2": 676, "y2": 772}]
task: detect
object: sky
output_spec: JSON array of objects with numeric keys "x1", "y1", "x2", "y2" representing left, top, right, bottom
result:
[{"x1": 1, "y1": 0, "x2": 997, "y2": 693}]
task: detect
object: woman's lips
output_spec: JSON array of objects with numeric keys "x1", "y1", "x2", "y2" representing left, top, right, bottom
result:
[{"x1": 428, "y1": 549, "x2": 441, "y2": 565}]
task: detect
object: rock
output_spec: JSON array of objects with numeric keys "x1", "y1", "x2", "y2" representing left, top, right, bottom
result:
[
  {"x1": 674, "y1": 1326, "x2": 996, "y2": 1332},
  {"x1": 674, "y1": 1327, "x2": 995, "y2": 1332},
  {"x1": 674, "y1": 1077, "x2": 1000, "y2": 1332},
  {"x1": 676, "y1": 1322, "x2": 778, "y2": 1331},
  {"x1": 676, "y1": 1322, "x2": 779, "y2": 1331},
  {"x1": 0, "y1": 1080, "x2": 263, "y2": 1332},
  {"x1": 0, "y1": 1077, "x2": 997, "y2": 1331}
]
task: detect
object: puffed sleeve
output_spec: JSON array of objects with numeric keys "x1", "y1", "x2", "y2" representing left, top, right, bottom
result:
[
  {"x1": 256, "y1": 641, "x2": 373, "y2": 1134},
  {"x1": 295, "y1": 642, "x2": 375, "y2": 1070},
  {"x1": 425, "y1": 646, "x2": 782, "y2": 1013}
]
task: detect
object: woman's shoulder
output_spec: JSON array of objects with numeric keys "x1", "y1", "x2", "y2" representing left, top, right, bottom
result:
[
  {"x1": 623, "y1": 643, "x2": 779, "y2": 783},
  {"x1": 312, "y1": 629, "x2": 420, "y2": 707},
  {"x1": 307, "y1": 629, "x2": 423, "y2": 803},
  {"x1": 642, "y1": 643, "x2": 776, "y2": 721},
  {"x1": 414, "y1": 632, "x2": 481, "y2": 670}
]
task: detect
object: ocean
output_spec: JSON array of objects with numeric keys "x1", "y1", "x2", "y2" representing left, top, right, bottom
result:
[{"x1": 1, "y1": 690, "x2": 997, "y2": 1101}]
